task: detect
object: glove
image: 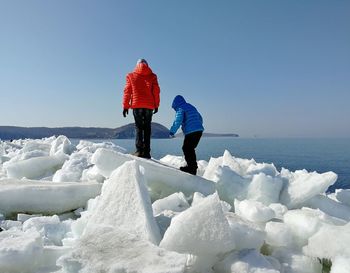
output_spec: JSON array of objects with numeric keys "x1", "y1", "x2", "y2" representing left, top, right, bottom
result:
[
  {"x1": 169, "y1": 132, "x2": 175, "y2": 138},
  {"x1": 123, "y1": 109, "x2": 129, "y2": 117},
  {"x1": 153, "y1": 108, "x2": 158, "y2": 114}
]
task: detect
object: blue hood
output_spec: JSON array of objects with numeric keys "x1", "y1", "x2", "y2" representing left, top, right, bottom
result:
[{"x1": 172, "y1": 95, "x2": 186, "y2": 110}]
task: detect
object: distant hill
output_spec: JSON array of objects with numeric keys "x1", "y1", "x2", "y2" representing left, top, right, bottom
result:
[
  {"x1": 175, "y1": 132, "x2": 239, "y2": 138},
  {"x1": 0, "y1": 123, "x2": 170, "y2": 140},
  {"x1": 203, "y1": 133, "x2": 239, "y2": 137},
  {"x1": 0, "y1": 124, "x2": 239, "y2": 140}
]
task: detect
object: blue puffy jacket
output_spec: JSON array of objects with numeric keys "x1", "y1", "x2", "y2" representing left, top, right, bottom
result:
[{"x1": 169, "y1": 95, "x2": 204, "y2": 135}]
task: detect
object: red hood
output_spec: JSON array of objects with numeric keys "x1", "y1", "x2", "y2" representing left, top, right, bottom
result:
[{"x1": 134, "y1": 63, "x2": 153, "y2": 75}]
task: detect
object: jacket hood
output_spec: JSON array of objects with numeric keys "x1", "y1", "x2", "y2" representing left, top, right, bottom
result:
[
  {"x1": 134, "y1": 63, "x2": 153, "y2": 75},
  {"x1": 172, "y1": 95, "x2": 186, "y2": 110}
]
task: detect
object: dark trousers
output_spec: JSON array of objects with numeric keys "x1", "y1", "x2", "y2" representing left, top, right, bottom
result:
[
  {"x1": 133, "y1": 108, "x2": 153, "y2": 153},
  {"x1": 182, "y1": 131, "x2": 202, "y2": 170}
]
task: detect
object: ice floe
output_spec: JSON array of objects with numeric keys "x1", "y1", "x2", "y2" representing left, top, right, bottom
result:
[{"x1": 0, "y1": 136, "x2": 349, "y2": 273}]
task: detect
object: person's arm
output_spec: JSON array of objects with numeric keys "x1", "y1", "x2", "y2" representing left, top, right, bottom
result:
[
  {"x1": 152, "y1": 75, "x2": 160, "y2": 109},
  {"x1": 198, "y1": 112, "x2": 203, "y2": 124},
  {"x1": 169, "y1": 108, "x2": 184, "y2": 135},
  {"x1": 122, "y1": 75, "x2": 132, "y2": 109}
]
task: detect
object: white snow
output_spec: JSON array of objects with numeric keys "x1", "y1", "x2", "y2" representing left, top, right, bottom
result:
[
  {"x1": 49, "y1": 135, "x2": 74, "y2": 157},
  {"x1": 279, "y1": 168, "x2": 337, "y2": 208},
  {"x1": 213, "y1": 249, "x2": 280, "y2": 273},
  {"x1": 225, "y1": 212, "x2": 266, "y2": 250},
  {"x1": 22, "y1": 215, "x2": 69, "y2": 246},
  {"x1": 58, "y1": 161, "x2": 188, "y2": 273},
  {"x1": 152, "y1": 192, "x2": 190, "y2": 215},
  {"x1": 213, "y1": 165, "x2": 249, "y2": 204},
  {"x1": 191, "y1": 191, "x2": 206, "y2": 206},
  {"x1": 246, "y1": 173, "x2": 283, "y2": 205},
  {"x1": 304, "y1": 194, "x2": 350, "y2": 221},
  {"x1": 272, "y1": 248, "x2": 322, "y2": 273},
  {"x1": 81, "y1": 165, "x2": 105, "y2": 183},
  {"x1": 268, "y1": 203, "x2": 288, "y2": 220},
  {"x1": 265, "y1": 221, "x2": 294, "y2": 247},
  {"x1": 160, "y1": 193, "x2": 235, "y2": 256},
  {"x1": 76, "y1": 139, "x2": 126, "y2": 154},
  {"x1": 84, "y1": 160, "x2": 161, "y2": 244},
  {"x1": 204, "y1": 150, "x2": 278, "y2": 179},
  {"x1": 159, "y1": 154, "x2": 185, "y2": 168},
  {"x1": 0, "y1": 220, "x2": 22, "y2": 230},
  {"x1": 160, "y1": 193, "x2": 236, "y2": 271},
  {"x1": 283, "y1": 207, "x2": 346, "y2": 247},
  {"x1": 330, "y1": 256, "x2": 350, "y2": 273},
  {"x1": 0, "y1": 229, "x2": 43, "y2": 273},
  {"x1": 17, "y1": 213, "x2": 43, "y2": 223},
  {"x1": 4, "y1": 154, "x2": 67, "y2": 179},
  {"x1": 39, "y1": 245, "x2": 71, "y2": 273},
  {"x1": 91, "y1": 148, "x2": 216, "y2": 199},
  {"x1": 304, "y1": 223, "x2": 350, "y2": 259},
  {"x1": 0, "y1": 136, "x2": 349, "y2": 273},
  {"x1": 0, "y1": 179, "x2": 101, "y2": 216},
  {"x1": 234, "y1": 199, "x2": 275, "y2": 223},
  {"x1": 58, "y1": 225, "x2": 187, "y2": 273},
  {"x1": 52, "y1": 151, "x2": 90, "y2": 182}
]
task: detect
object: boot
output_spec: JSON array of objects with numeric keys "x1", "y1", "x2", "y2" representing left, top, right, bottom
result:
[
  {"x1": 141, "y1": 152, "x2": 151, "y2": 159},
  {"x1": 142, "y1": 144, "x2": 151, "y2": 159},
  {"x1": 180, "y1": 166, "x2": 197, "y2": 175}
]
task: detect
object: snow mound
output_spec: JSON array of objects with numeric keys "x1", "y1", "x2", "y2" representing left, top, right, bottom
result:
[
  {"x1": 330, "y1": 256, "x2": 350, "y2": 273},
  {"x1": 225, "y1": 212, "x2": 266, "y2": 250},
  {"x1": 0, "y1": 136, "x2": 349, "y2": 273},
  {"x1": 304, "y1": 223, "x2": 350, "y2": 259},
  {"x1": 280, "y1": 168, "x2": 337, "y2": 208},
  {"x1": 4, "y1": 154, "x2": 67, "y2": 180},
  {"x1": 91, "y1": 148, "x2": 216, "y2": 199},
  {"x1": 152, "y1": 192, "x2": 190, "y2": 215},
  {"x1": 59, "y1": 161, "x2": 188, "y2": 272},
  {"x1": 160, "y1": 193, "x2": 236, "y2": 272},
  {"x1": 265, "y1": 221, "x2": 293, "y2": 248},
  {"x1": 0, "y1": 229, "x2": 43, "y2": 273},
  {"x1": 246, "y1": 173, "x2": 283, "y2": 205},
  {"x1": 58, "y1": 226, "x2": 187, "y2": 273},
  {"x1": 22, "y1": 215, "x2": 68, "y2": 246},
  {"x1": 304, "y1": 194, "x2": 350, "y2": 221},
  {"x1": 213, "y1": 249, "x2": 280, "y2": 273},
  {"x1": 272, "y1": 248, "x2": 322, "y2": 273},
  {"x1": 283, "y1": 207, "x2": 346, "y2": 248},
  {"x1": 0, "y1": 179, "x2": 101, "y2": 216},
  {"x1": 84, "y1": 160, "x2": 161, "y2": 244},
  {"x1": 235, "y1": 199, "x2": 275, "y2": 223}
]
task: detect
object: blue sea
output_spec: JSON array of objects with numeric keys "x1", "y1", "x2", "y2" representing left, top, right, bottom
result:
[{"x1": 77, "y1": 137, "x2": 350, "y2": 192}]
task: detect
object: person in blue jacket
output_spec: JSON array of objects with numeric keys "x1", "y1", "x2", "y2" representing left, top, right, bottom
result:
[{"x1": 169, "y1": 95, "x2": 204, "y2": 175}]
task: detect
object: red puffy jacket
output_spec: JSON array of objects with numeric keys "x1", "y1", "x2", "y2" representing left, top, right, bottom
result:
[{"x1": 123, "y1": 63, "x2": 160, "y2": 110}]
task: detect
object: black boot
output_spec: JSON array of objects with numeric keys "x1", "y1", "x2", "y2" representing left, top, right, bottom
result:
[
  {"x1": 141, "y1": 151, "x2": 151, "y2": 159},
  {"x1": 180, "y1": 166, "x2": 197, "y2": 175}
]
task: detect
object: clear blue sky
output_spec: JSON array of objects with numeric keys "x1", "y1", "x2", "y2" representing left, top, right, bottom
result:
[{"x1": 1, "y1": 0, "x2": 349, "y2": 137}]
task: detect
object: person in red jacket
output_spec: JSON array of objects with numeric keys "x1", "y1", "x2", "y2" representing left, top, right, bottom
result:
[{"x1": 122, "y1": 59, "x2": 160, "y2": 159}]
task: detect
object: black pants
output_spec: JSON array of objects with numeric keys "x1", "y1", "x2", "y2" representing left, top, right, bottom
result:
[
  {"x1": 182, "y1": 131, "x2": 202, "y2": 170},
  {"x1": 133, "y1": 108, "x2": 153, "y2": 153}
]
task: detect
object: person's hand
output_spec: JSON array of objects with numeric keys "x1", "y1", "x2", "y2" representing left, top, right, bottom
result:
[
  {"x1": 169, "y1": 132, "x2": 175, "y2": 138},
  {"x1": 153, "y1": 108, "x2": 158, "y2": 114},
  {"x1": 123, "y1": 109, "x2": 129, "y2": 117}
]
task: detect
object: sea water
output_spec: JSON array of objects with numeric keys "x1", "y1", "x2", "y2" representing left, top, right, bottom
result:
[{"x1": 73, "y1": 137, "x2": 350, "y2": 191}]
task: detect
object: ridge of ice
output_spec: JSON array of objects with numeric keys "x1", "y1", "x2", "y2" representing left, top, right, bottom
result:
[{"x1": 0, "y1": 136, "x2": 349, "y2": 273}]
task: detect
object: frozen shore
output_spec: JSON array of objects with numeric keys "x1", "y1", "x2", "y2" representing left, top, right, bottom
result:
[{"x1": 0, "y1": 136, "x2": 349, "y2": 273}]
